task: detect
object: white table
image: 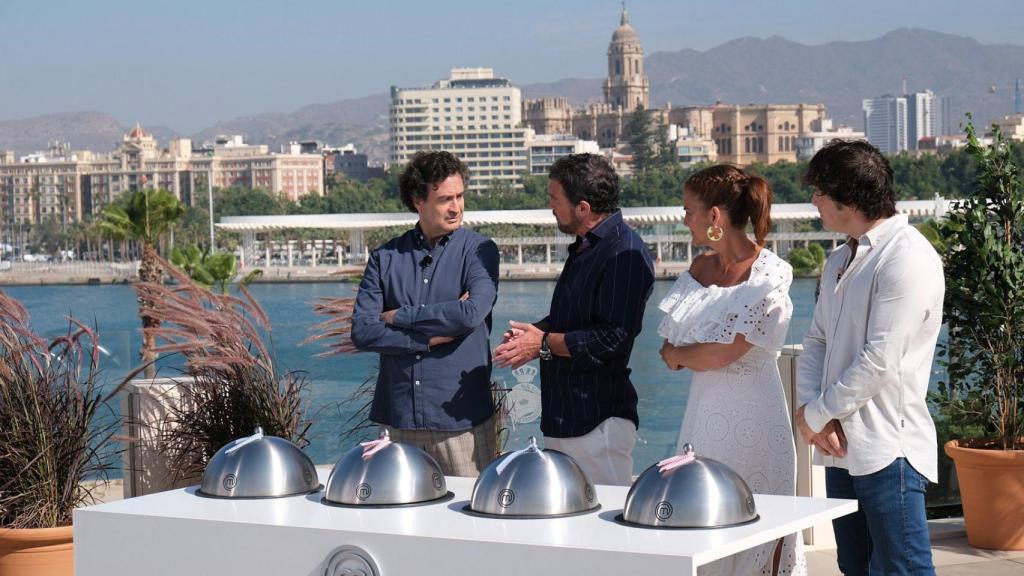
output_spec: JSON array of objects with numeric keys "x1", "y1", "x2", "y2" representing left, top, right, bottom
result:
[{"x1": 75, "y1": 471, "x2": 856, "y2": 576}]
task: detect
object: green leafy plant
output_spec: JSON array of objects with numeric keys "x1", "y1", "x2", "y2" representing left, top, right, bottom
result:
[
  {"x1": 0, "y1": 291, "x2": 116, "y2": 528},
  {"x1": 933, "y1": 121, "x2": 1024, "y2": 450},
  {"x1": 915, "y1": 219, "x2": 946, "y2": 253},
  {"x1": 170, "y1": 245, "x2": 262, "y2": 294},
  {"x1": 787, "y1": 243, "x2": 826, "y2": 277}
]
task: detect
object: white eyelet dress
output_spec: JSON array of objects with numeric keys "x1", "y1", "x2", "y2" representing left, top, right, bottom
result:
[{"x1": 658, "y1": 249, "x2": 806, "y2": 576}]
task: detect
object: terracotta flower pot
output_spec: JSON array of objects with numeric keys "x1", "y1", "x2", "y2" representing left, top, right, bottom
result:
[
  {"x1": 945, "y1": 439, "x2": 1024, "y2": 551},
  {"x1": 0, "y1": 525, "x2": 73, "y2": 576}
]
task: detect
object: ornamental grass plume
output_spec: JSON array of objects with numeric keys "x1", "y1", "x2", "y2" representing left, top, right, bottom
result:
[
  {"x1": 121, "y1": 247, "x2": 311, "y2": 483},
  {"x1": 0, "y1": 290, "x2": 116, "y2": 529},
  {"x1": 302, "y1": 293, "x2": 374, "y2": 442}
]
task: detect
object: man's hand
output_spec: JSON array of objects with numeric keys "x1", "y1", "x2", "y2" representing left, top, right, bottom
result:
[
  {"x1": 493, "y1": 320, "x2": 543, "y2": 369},
  {"x1": 795, "y1": 405, "x2": 847, "y2": 458},
  {"x1": 500, "y1": 326, "x2": 524, "y2": 344},
  {"x1": 660, "y1": 340, "x2": 684, "y2": 371},
  {"x1": 429, "y1": 335, "x2": 455, "y2": 347},
  {"x1": 816, "y1": 419, "x2": 848, "y2": 458}
]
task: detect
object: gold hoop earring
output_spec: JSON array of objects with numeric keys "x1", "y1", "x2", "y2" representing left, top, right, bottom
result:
[{"x1": 706, "y1": 225, "x2": 724, "y2": 242}]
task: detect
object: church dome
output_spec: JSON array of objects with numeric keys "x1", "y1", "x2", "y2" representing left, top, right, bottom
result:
[
  {"x1": 611, "y1": 9, "x2": 638, "y2": 43},
  {"x1": 127, "y1": 122, "x2": 148, "y2": 139}
]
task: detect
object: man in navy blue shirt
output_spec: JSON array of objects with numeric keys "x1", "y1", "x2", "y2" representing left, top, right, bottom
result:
[
  {"x1": 493, "y1": 154, "x2": 654, "y2": 485},
  {"x1": 351, "y1": 151, "x2": 500, "y2": 476}
]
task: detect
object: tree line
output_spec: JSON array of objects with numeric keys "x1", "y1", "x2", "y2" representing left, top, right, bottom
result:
[{"x1": 9, "y1": 139, "x2": 1019, "y2": 258}]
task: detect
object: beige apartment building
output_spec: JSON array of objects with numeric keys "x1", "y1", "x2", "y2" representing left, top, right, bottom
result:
[
  {"x1": 0, "y1": 127, "x2": 323, "y2": 225},
  {"x1": 389, "y1": 67, "x2": 531, "y2": 193}
]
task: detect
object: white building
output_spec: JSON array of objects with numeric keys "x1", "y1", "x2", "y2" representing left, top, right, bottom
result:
[
  {"x1": 907, "y1": 90, "x2": 936, "y2": 150},
  {"x1": 526, "y1": 134, "x2": 599, "y2": 175},
  {"x1": 389, "y1": 68, "x2": 531, "y2": 193},
  {"x1": 796, "y1": 119, "x2": 867, "y2": 160},
  {"x1": 863, "y1": 96, "x2": 908, "y2": 154},
  {"x1": 991, "y1": 114, "x2": 1024, "y2": 142}
]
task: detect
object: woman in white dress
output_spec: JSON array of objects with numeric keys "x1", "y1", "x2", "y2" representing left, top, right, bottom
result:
[{"x1": 659, "y1": 165, "x2": 805, "y2": 576}]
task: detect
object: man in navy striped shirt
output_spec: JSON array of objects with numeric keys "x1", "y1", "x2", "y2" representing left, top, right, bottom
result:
[{"x1": 493, "y1": 154, "x2": 654, "y2": 485}]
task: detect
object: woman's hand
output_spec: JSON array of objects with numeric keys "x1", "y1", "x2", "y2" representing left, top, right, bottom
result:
[{"x1": 660, "y1": 340, "x2": 685, "y2": 371}]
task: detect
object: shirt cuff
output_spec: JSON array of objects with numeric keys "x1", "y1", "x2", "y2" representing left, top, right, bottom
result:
[
  {"x1": 803, "y1": 397, "x2": 832, "y2": 435},
  {"x1": 391, "y1": 305, "x2": 416, "y2": 329},
  {"x1": 408, "y1": 330, "x2": 431, "y2": 352},
  {"x1": 563, "y1": 330, "x2": 601, "y2": 371}
]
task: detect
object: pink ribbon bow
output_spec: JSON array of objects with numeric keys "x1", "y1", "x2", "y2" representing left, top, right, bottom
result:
[
  {"x1": 360, "y1": 429, "x2": 392, "y2": 460},
  {"x1": 657, "y1": 453, "x2": 695, "y2": 474},
  {"x1": 657, "y1": 443, "x2": 696, "y2": 474}
]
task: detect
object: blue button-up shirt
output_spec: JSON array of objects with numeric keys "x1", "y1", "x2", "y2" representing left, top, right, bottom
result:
[
  {"x1": 539, "y1": 210, "x2": 654, "y2": 438},
  {"x1": 351, "y1": 226, "x2": 499, "y2": 431}
]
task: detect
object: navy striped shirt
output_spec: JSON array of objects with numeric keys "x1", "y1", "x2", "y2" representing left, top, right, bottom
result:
[{"x1": 538, "y1": 210, "x2": 655, "y2": 438}]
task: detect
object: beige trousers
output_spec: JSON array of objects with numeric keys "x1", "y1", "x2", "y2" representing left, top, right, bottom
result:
[
  {"x1": 543, "y1": 416, "x2": 636, "y2": 486},
  {"x1": 387, "y1": 415, "x2": 498, "y2": 478}
]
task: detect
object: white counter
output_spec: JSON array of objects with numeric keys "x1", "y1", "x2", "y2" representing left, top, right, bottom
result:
[{"x1": 75, "y1": 470, "x2": 856, "y2": 576}]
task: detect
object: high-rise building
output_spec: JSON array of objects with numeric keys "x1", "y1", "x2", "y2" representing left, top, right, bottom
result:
[
  {"x1": 933, "y1": 94, "x2": 953, "y2": 136},
  {"x1": 906, "y1": 90, "x2": 936, "y2": 150},
  {"x1": 1016, "y1": 78, "x2": 1023, "y2": 115},
  {"x1": 389, "y1": 68, "x2": 531, "y2": 193},
  {"x1": 863, "y1": 96, "x2": 908, "y2": 154},
  {"x1": 909, "y1": 89, "x2": 937, "y2": 147}
]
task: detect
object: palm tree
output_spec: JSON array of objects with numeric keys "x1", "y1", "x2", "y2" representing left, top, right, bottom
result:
[
  {"x1": 97, "y1": 188, "x2": 185, "y2": 376},
  {"x1": 170, "y1": 245, "x2": 262, "y2": 294}
]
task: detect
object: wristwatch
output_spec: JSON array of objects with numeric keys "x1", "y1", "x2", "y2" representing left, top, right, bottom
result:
[{"x1": 539, "y1": 332, "x2": 553, "y2": 361}]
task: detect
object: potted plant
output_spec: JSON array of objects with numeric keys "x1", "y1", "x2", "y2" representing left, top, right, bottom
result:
[
  {"x1": 0, "y1": 290, "x2": 116, "y2": 575},
  {"x1": 934, "y1": 121, "x2": 1024, "y2": 550}
]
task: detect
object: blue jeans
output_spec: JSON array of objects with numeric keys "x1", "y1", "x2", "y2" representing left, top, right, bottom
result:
[{"x1": 826, "y1": 458, "x2": 934, "y2": 575}]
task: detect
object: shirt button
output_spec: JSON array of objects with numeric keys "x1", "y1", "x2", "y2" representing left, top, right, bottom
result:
[
  {"x1": 420, "y1": 304, "x2": 425, "y2": 307},
  {"x1": 415, "y1": 354, "x2": 421, "y2": 360},
  {"x1": 414, "y1": 380, "x2": 421, "y2": 386},
  {"x1": 423, "y1": 278, "x2": 429, "y2": 284}
]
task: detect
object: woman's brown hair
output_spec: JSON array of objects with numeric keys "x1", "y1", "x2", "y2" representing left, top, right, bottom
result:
[{"x1": 685, "y1": 164, "x2": 773, "y2": 245}]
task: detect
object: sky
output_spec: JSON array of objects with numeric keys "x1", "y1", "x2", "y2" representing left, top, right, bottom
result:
[{"x1": 2, "y1": 0, "x2": 1022, "y2": 133}]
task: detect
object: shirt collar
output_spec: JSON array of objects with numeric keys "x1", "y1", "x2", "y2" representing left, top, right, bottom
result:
[
  {"x1": 414, "y1": 223, "x2": 458, "y2": 249},
  {"x1": 579, "y1": 210, "x2": 622, "y2": 245},
  {"x1": 855, "y1": 213, "x2": 906, "y2": 249}
]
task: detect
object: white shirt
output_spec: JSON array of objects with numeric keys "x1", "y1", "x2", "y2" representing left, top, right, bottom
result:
[{"x1": 797, "y1": 215, "x2": 943, "y2": 482}]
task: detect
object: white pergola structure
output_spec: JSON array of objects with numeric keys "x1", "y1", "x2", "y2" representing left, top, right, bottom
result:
[{"x1": 216, "y1": 198, "x2": 950, "y2": 267}]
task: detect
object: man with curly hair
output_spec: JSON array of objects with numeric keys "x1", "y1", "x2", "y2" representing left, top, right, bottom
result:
[
  {"x1": 351, "y1": 150, "x2": 499, "y2": 476},
  {"x1": 796, "y1": 140, "x2": 942, "y2": 575},
  {"x1": 493, "y1": 153, "x2": 654, "y2": 485}
]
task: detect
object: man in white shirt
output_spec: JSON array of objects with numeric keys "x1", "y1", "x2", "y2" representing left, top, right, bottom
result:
[{"x1": 796, "y1": 140, "x2": 943, "y2": 576}]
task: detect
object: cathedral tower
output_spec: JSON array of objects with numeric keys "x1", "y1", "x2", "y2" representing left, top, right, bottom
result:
[{"x1": 603, "y1": 7, "x2": 649, "y2": 112}]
